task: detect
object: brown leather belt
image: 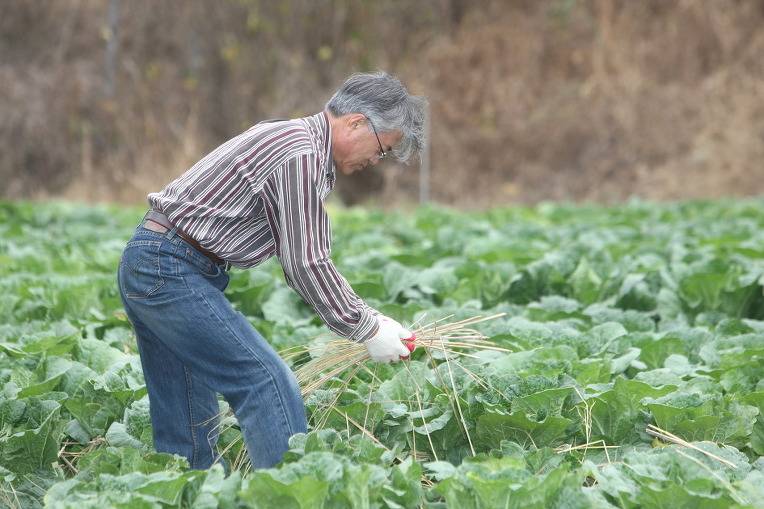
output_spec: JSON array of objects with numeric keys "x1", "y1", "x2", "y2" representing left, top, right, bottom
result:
[{"x1": 142, "y1": 210, "x2": 228, "y2": 268}]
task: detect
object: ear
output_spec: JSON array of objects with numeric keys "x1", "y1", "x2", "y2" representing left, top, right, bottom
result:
[{"x1": 343, "y1": 113, "x2": 367, "y2": 130}]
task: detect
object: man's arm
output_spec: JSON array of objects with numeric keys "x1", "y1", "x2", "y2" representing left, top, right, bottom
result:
[{"x1": 263, "y1": 153, "x2": 379, "y2": 342}]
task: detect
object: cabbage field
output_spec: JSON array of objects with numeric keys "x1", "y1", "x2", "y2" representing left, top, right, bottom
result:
[{"x1": 1, "y1": 199, "x2": 764, "y2": 508}]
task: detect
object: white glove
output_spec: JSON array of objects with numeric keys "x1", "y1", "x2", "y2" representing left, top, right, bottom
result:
[{"x1": 364, "y1": 315, "x2": 413, "y2": 363}]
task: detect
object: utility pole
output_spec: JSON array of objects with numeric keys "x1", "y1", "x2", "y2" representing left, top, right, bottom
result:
[{"x1": 419, "y1": 102, "x2": 431, "y2": 204}]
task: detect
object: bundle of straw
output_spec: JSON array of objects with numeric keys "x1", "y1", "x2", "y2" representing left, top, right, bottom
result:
[{"x1": 283, "y1": 313, "x2": 509, "y2": 398}]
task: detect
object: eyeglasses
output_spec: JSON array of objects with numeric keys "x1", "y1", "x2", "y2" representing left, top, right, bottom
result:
[{"x1": 366, "y1": 116, "x2": 387, "y2": 160}]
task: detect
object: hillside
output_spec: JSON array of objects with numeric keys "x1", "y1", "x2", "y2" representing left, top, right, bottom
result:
[{"x1": 2, "y1": 0, "x2": 763, "y2": 206}]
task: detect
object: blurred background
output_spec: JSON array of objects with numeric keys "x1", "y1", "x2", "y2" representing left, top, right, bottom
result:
[{"x1": 2, "y1": 0, "x2": 763, "y2": 208}]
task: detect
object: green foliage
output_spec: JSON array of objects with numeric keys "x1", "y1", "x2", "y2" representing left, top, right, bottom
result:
[{"x1": 1, "y1": 199, "x2": 764, "y2": 507}]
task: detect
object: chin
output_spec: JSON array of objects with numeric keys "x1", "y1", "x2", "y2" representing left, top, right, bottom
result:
[{"x1": 341, "y1": 163, "x2": 361, "y2": 175}]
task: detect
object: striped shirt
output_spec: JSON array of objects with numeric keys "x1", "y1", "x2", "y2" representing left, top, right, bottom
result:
[{"x1": 148, "y1": 112, "x2": 379, "y2": 342}]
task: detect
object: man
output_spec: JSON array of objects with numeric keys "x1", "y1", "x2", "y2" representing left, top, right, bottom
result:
[{"x1": 117, "y1": 72, "x2": 427, "y2": 470}]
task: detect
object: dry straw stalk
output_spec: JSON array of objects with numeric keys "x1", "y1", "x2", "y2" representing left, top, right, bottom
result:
[{"x1": 287, "y1": 313, "x2": 509, "y2": 398}]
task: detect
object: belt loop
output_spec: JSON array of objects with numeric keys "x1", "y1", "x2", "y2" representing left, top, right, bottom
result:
[{"x1": 166, "y1": 226, "x2": 178, "y2": 241}]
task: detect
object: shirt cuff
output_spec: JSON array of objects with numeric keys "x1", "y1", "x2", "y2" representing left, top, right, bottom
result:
[{"x1": 349, "y1": 307, "x2": 379, "y2": 343}]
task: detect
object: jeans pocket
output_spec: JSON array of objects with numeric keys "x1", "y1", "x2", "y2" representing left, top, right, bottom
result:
[{"x1": 119, "y1": 240, "x2": 165, "y2": 299}]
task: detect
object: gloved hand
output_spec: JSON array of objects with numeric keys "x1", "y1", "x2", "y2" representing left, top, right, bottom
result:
[{"x1": 365, "y1": 315, "x2": 415, "y2": 363}]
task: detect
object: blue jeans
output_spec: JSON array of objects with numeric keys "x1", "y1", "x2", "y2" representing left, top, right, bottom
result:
[{"x1": 117, "y1": 223, "x2": 307, "y2": 470}]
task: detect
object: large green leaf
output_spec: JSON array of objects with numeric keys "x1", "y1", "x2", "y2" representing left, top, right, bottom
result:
[
  {"x1": 476, "y1": 411, "x2": 572, "y2": 450},
  {"x1": 584, "y1": 378, "x2": 676, "y2": 444},
  {"x1": 0, "y1": 397, "x2": 63, "y2": 474}
]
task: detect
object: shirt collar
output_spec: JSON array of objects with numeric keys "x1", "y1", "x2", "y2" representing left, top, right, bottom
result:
[{"x1": 303, "y1": 112, "x2": 335, "y2": 183}]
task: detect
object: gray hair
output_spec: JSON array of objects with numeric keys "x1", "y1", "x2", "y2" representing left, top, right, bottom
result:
[{"x1": 326, "y1": 72, "x2": 427, "y2": 163}]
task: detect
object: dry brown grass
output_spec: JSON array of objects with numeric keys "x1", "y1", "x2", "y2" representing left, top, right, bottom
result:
[
  {"x1": 4, "y1": 1, "x2": 764, "y2": 207},
  {"x1": 57, "y1": 436, "x2": 107, "y2": 476},
  {"x1": 645, "y1": 424, "x2": 737, "y2": 469}
]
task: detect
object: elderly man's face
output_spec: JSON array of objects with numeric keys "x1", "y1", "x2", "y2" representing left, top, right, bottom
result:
[{"x1": 329, "y1": 113, "x2": 402, "y2": 175}]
